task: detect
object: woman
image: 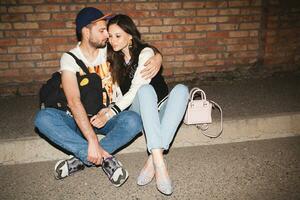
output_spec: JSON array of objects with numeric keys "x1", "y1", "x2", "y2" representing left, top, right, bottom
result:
[{"x1": 93, "y1": 14, "x2": 189, "y2": 195}]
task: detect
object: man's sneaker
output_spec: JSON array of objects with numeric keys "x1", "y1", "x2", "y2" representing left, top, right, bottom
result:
[
  {"x1": 54, "y1": 156, "x2": 85, "y2": 180},
  {"x1": 102, "y1": 156, "x2": 129, "y2": 187}
]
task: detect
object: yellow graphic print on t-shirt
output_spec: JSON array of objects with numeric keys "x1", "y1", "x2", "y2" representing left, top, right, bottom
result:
[{"x1": 79, "y1": 62, "x2": 113, "y2": 106}]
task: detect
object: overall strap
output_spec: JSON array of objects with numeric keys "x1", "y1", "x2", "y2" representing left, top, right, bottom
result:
[{"x1": 66, "y1": 52, "x2": 90, "y2": 75}]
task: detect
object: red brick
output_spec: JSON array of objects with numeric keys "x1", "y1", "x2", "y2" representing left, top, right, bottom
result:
[
  {"x1": 17, "y1": 39, "x2": 32, "y2": 45},
  {"x1": 0, "y1": 23, "x2": 12, "y2": 30},
  {"x1": 14, "y1": 22, "x2": 38, "y2": 29},
  {"x1": 251, "y1": 0, "x2": 262, "y2": 6},
  {"x1": 39, "y1": 22, "x2": 66, "y2": 29},
  {"x1": 248, "y1": 44, "x2": 259, "y2": 50},
  {"x1": 186, "y1": 17, "x2": 208, "y2": 24},
  {"x1": 227, "y1": 44, "x2": 247, "y2": 51},
  {"x1": 128, "y1": 11, "x2": 150, "y2": 18},
  {"x1": 52, "y1": 13, "x2": 76, "y2": 20},
  {"x1": 206, "y1": 45, "x2": 226, "y2": 52},
  {"x1": 0, "y1": 62, "x2": 9, "y2": 69},
  {"x1": 1, "y1": 14, "x2": 25, "y2": 22},
  {"x1": 26, "y1": 13, "x2": 50, "y2": 21},
  {"x1": 233, "y1": 51, "x2": 258, "y2": 58},
  {"x1": 8, "y1": 46, "x2": 31, "y2": 53},
  {"x1": 151, "y1": 41, "x2": 173, "y2": 48},
  {"x1": 175, "y1": 54, "x2": 195, "y2": 61},
  {"x1": 163, "y1": 33, "x2": 185, "y2": 40},
  {"x1": 185, "y1": 33, "x2": 206, "y2": 39},
  {"x1": 60, "y1": 4, "x2": 86, "y2": 11},
  {"x1": 9, "y1": 61, "x2": 35, "y2": 69},
  {"x1": 19, "y1": 0, "x2": 45, "y2": 3},
  {"x1": 36, "y1": 60, "x2": 59, "y2": 68},
  {"x1": 140, "y1": 18, "x2": 162, "y2": 26},
  {"x1": 150, "y1": 26, "x2": 172, "y2": 33},
  {"x1": 43, "y1": 53, "x2": 62, "y2": 60},
  {"x1": 150, "y1": 11, "x2": 173, "y2": 17},
  {"x1": 240, "y1": 22, "x2": 260, "y2": 30},
  {"x1": 219, "y1": 23, "x2": 239, "y2": 30},
  {"x1": 165, "y1": 62, "x2": 184, "y2": 69},
  {"x1": 52, "y1": 29, "x2": 74, "y2": 36},
  {"x1": 174, "y1": 10, "x2": 196, "y2": 17},
  {"x1": 228, "y1": 0, "x2": 250, "y2": 7},
  {"x1": 0, "y1": 69, "x2": 20, "y2": 78},
  {"x1": 173, "y1": 67, "x2": 193, "y2": 75},
  {"x1": 32, "y1": 45, "x2": 56, "y2": 53},
  {"x1": 198, "y1": 53, "x2": 217, "y2": 60},
  {"x1": 197, "y1": 9, "x2": 218, "y2": 16},
  {"x1": 0, "y1": 6, "x2": 8, "y2": 13},
  {"x1": 183, "y1": 2, "x2": 205, "y2": 8},
  {"x1": 163, "y1": 18, "x2": 185, "y2": 25},
  {"x1": 159, "y1": 2, "x2": 182, "y2": 9},
  {"x1": 249, "y1": 31, "x2": 258, "y2": 37},
  {"x1": 5, "y1": 30, "x2": 26, "y2": 37},
  {"x1": 27, "y1": 30, "x2": 50, "y2": 37},
  {"x1": 56, "y1": 45, "x2": 74, "y2": 52},
  {"x1": 142, "y1": 34, "x2": 162, "y2": 41},
  {"x1": 229, "y1": 31, "x2": 249, "y2": 37},
  {"x1": 161, "y1": 47, "x2": 183, "y2": 55},
  {"x1": 0, "y1": 39, "x2": 16, "y2": 46},
  {"x1": 208, "y1": 31, "x2": 229, "y2": 38},
  {"x1": 136, "y1": 3, "x2": 158, "y2": 10},
  {"x1": 205, "y1": 60, "x2": 225, "y2": 66},
  {"x1": 196, "y1": 24, "x2": 216, "y2": 31},
  {"x1": 184, "y1": 61, "x2": 205, "y2": 67},
  {"x1": 241, "y1": 8, "x2": 261, "y2": 15},
  {"x1": 219, "y1": 9, "x2": 240, "y2": 15},
  {"x1": 209, "y1": 16, "x2": 229, "y2": 23},
  {"x1": 137, "y1": 27, "x2": 149, "y2": 33},
  {"x1": 8, "y1": 6, "x2": 33, "y2": 13},
  {"x1": 17, "y1": 53, "x2": 42, "y2": 61},
  {"x1": 35, "y1": 5, "x2": 60, "y2": 12},
  {"x1": 172, "y1": 25, "x2": 195, "y2": 32},
  {"x1": 0, "y1": 54, "x2": 16, "y2": 61},
  {"x1": 174, "y1": 40, "x2": 195, "y2": 47}
]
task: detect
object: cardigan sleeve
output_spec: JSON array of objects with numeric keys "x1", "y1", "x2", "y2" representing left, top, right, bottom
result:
[{"x1": 110, "y1": 47, "x2": 154, "y2": 114}]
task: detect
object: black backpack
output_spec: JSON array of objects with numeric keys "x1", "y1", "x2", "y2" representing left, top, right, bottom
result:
[{"x1": 39, "y1": 52, "x2": 108, "y2": 116}]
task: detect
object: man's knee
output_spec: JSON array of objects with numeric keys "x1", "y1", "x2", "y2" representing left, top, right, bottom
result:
[
  {"x1": 119, "y1": 111, "x2": 142, "y2": 133},
  {"x1": 34, "y1": 109, "x2": 54, "y2": 128}
]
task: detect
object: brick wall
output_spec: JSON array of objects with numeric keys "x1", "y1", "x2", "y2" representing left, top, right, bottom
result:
[{"x1": 0, "y1": 0, "x2": 299, "y2": 96}]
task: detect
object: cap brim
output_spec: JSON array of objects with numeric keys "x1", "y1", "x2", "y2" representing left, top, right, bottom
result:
[{"x1": 92, "y1": 13, "x2": 113, "y2": 23}]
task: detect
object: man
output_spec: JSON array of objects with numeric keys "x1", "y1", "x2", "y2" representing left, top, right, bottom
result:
[{"x1": 34, "y1": 7, "x2": 162, "y2": 187}]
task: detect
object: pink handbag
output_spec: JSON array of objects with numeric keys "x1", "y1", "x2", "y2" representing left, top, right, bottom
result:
[{"x1": 184, "y1": 87, "x2": 223, "y2": 138}]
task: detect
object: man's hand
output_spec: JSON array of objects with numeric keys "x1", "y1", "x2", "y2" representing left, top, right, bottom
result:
[
  {"x1": 87, "y1": 140, "x2": 110, "y2": 165},
  {"x1": 141, "y1": 53, "x2": 162, "y2": 79},
  {"x1": 90, "y1": 108, "x2": 113, "y2": 128}
]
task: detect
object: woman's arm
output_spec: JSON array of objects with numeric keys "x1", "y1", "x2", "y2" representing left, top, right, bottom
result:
[{"x1": 111, "y1": 47, "x2": 155, "y2": 115}]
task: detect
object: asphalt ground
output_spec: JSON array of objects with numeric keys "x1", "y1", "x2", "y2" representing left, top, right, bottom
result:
[{"x1": 1, "y1": 136, "x2": 299, "y2": 200}]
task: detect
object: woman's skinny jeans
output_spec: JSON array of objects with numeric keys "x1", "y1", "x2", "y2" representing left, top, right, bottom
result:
[{"x1": 129, "y1": 84, "x2": 189, "y2": 152}]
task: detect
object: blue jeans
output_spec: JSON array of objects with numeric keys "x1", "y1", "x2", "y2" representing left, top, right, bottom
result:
[
  {"x1": 34, "y1": 108, "x2": 142, "y2": 166},
  {"x1": 129, "y1": 84, "x2": 189, "y2": 152}
]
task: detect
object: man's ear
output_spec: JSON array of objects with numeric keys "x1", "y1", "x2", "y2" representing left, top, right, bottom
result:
[{"x1": 82, "y1": 27, "x2": 90, "y2": 40}]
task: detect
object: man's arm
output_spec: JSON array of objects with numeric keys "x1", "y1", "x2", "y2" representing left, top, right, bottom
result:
[
  {"x1": 61, "y1": 71, "x2": 109, "y2": 165},
  {"x1": 140, "y1": 52, "x2": 162, "y2": 79}
]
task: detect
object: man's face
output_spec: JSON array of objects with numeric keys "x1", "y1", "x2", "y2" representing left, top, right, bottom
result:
[{"x1": 87, "y1": 20, "x2": 109, "y2": 48}]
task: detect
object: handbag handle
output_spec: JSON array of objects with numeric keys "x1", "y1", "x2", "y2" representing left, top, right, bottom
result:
[
  {"x1": 189, "y1": 87, "x2": 206, "y2": 101},
  {"x1": 196, "y1": 100, "x2": 223, "y2": 138}
]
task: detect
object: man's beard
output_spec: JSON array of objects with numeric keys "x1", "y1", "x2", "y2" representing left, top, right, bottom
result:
[{"x1": 90, "y1": 39, "x2": 107, "y2": 49}]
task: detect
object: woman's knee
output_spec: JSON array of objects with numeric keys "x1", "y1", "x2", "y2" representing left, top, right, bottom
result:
[
  {"x1": 137, "y1": 84, "x2": 155, "y2": 97},
  {"x1": 172, "y1": 84, "x2": 189, "y2": 97}
]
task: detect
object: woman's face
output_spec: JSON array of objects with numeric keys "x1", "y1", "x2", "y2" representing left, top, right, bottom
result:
[{"x1": 108, "y1": 24, "x2": 132, "y2": 52}]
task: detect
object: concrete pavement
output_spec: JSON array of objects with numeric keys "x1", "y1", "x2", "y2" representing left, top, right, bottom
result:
[{"x1": 1, "y1": 137, "x2": 299, "y2": 200}]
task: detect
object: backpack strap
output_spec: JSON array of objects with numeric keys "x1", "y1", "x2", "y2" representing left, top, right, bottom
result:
[{"x1": 66, "y1": 52, "x2": 90, "y2": 75}]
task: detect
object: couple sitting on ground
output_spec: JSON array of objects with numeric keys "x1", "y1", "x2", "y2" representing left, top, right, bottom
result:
[{"x1": 35, "y1": 7, "x2": 189, "y2": 196}]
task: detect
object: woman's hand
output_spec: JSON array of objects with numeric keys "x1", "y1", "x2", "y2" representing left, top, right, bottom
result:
[
  {"x1": 141, "y1": 53, "x2": 162, "y2": 79},
  {"x1": 90, "y1": 108, "x2": 114, "y2": 128}
]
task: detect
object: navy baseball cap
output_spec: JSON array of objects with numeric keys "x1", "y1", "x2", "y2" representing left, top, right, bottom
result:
[{"x1": 75, "y1": 7, "x2": 111, "y2": 34}]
